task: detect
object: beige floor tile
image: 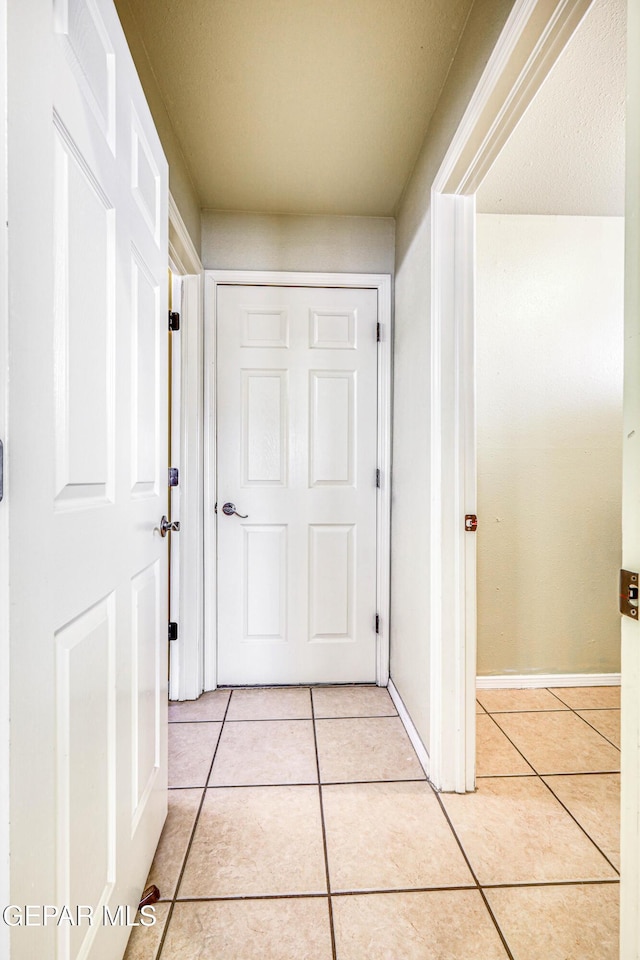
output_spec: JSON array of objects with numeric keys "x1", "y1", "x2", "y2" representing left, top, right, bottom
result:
[
  {"x1": 485, "y1": 883, "x2": 619, "y2": 960},
  {"x1": 311, "y1": 685, "x2": 397, "y2": 718},
  {"x1": 226, "y1": 687, "x2": 311, "y2": 720},
  {"x1": 323, "y1": 781, "x2": 473, "y2": 891},
  {"x1": 169, "y1": 723, "x2": 222, "y2": 787},
  {"x1": 332, "y1": 890, "x2": 509, "y2": 959},
  {"x1": 145, "y1": 790, "x2": 201, "y2": 899},
  {"x1": 577, "y1": 709, "x2": 620, "y2": 748},
  {"x1": 122, "y1": 902, "x2": 169, "y2": 960},
  {"x1": 169, "y1": 690, "x2": 230, "y2": 722},
  {"x1": 315, "y1": 717, "x2": 425, "y2": 783},
  {"x1": 476, "y1": 688, "x2": 568, "y2": 713},
  {"x1": 441, "y1": 777, "x2": 617, "y2": 885},
  {"x1": 209, "y1": 720, "x2": 317, "y2": 786},
  {"x1": 178, "y1": 785, "x2": 327, "y2": 897},
  {"x1": 493, "y1": 711, "x2": 620, "y2": 774},
  {"x1": 477, "y1": 700, "x2": 486, "y2": 714},
  {"x1": 476, "y1": 715, "x2": 535, "y2": 777},
  {"x1": 550, "y1": 686, "x2": 620, "y2": 709},
  {"x1": 543, "y1": 774, "x2": 620, "y2": 869},
  {"x1": 161, "y1": 898, "x2": 333, "y2": 960}
]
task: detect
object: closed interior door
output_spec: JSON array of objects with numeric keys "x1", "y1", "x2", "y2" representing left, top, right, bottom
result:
[
  {"x1": 8, "y1": 2, "x2": 168, "y2": 957},
  {"x1": 216, "y1": 285, "x2": 378, "y2": 684}
]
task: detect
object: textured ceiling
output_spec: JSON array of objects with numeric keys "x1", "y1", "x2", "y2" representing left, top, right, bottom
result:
[
  {"x1": 477, "y1": 0, "x2": 625, "y2": 216},
  {"x1": 118, "y1": 0, "x2": 474, "y2": 216}
]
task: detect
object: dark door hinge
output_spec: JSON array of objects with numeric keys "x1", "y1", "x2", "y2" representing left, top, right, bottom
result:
[
  {"x1": 168, "y1": 621, "x2": 178, "y2": 642},
  {"x1": 465, "y1": 514, "x2": 478, "y2": 532},
  {"x1": 376, "y1": 322, "x2": 381, "y2": 342},
  {"x1": 376, "y1": 468, "x2": 381, "y2": 488},
  {"x1": 169, "y1": 310, "x2": 180, "y2": 331},
  {"x1": 375, "y1": 614, "x2": 380, "y2": 634},
  {"x1": 168, "y1": 467, "x2": 179, "y2": 487}
]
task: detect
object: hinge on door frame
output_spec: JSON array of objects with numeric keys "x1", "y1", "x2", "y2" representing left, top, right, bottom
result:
[
  {"x1": 169, "y1": 310, "x2": 180, "y2": 331},
  {"x1": 375, "y1": 614, "x2": 380, "y2": 634},
  {"x1": 168, "y1": 467, "x2": 179, "y2": 487},
  {"x1": 168, "y1": 622, "x2": 178, "y2": 642},
  {"x1": 376, "y1": 322, "x2": 381, "y2": 342},
  {"x1": 376, "y1": 468, "x2": 381, "y2": 489}
]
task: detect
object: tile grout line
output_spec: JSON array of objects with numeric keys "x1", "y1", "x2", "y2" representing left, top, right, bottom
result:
[
  {"x1": 569, "y1": 711, "x2": 621, "y2": 753},
  {"x1": 310, "y1": 688, "x2": 338, "y2": 960},
  {"x1": 430, "y1": 786, "x2": 516, "y2": 960},
  {"x1": 537, "y1": 775, "x2": 620, "y2": 877},
  {"x1": 164, "y1": 875, "x2": 620, "y2": 905},
  {"x1": 545, "y1": 689, "x2": 621, "y2": 751},
  {"x1": 483, "y1": 707, "x2": 620, "y2": 878},
  {"x1": 155, "y1": 689, "x2": 235, "y2": 960},
  {"x1": 484, "y1": 711, "x2": 538, "y2": 775}
]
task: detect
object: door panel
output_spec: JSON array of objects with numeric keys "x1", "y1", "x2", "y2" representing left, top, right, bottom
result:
[
  {"x1": 216, "y1": 285, "x2": 378, "y2": 685},
  {"x1": 8, "y1": 1, "x2": 168, "y2": 957}
]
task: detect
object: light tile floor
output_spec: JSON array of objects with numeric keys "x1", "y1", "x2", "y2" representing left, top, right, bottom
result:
[{"x1": 125, "y1": 685, "x2": 619, "y2": 960}]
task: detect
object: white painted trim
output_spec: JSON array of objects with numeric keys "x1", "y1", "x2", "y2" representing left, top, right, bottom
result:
[
  {"x1": 434, "y1": 0, "x2": 594, "y2": 196},
  {"x1": 168, "y1": 198, "x2": 205, "y2": 701},
  {"x1": 388, "y1": 680, "x2": 430, "y2": 777},
  {"x1": 0, "y1": 0, "x2": 9, "y2": 951},
  {"x1": 429, "y1": 0, "x2": 597, "y2": 794},
  {"x1": 204, "y1": 270, "x2": 392, "y2": 689},
  {"x1": 169, "y1": 193, "x2": 201, "y2": 276},
  {"x1": 476, "y1": 673, "x2": 621, "y2": 689},
  {"x1": 621, "y1": 2, "x2": 640, "y2": 954}
]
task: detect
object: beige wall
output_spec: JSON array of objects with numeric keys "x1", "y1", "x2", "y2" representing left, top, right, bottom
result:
[
  {"x1": 476, "y1": 214, "x2": 623, "y2": 677},
  {"x1": 201, "y1": 211, "x2": 395, "y2": 274},
  {"x1": 114, "y1": 0, "x2": 201, "y2": 254},
  {"x1": 391, "y1": 0, "x2": 515, "y2": 752}
]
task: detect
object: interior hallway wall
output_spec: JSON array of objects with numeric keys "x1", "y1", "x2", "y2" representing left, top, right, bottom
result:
[
  {"x1": 201, "y1": 211, "x2": 395, "y2": 274},
  {"x1": 114, "y1": 0, "x2": 202, "y2": 254},
  {"x1": 476, "y1": 214, "x2": 624, "y2": 677},
  {"x1": 391, "y1": 0, "x2": 516, "y2": 753}
]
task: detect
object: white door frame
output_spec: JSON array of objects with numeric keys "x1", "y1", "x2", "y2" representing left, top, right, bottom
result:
[
  {"x1": 429, "y1": 0, "x2": 594, "y2": 793},
  {"x1": 204, "y1": 270, "x2": 392, "y2": 690},
  {"x1": 168, "y1": 195, "x2": 205, "y2": 701},
  {"x1": 621, "y1": 1, "x2": 640, "y2": 954},
  {"x1": 0, "y1": 0, "x2": 9, "y2": 952}
]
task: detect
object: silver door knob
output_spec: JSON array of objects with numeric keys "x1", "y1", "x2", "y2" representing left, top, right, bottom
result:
[
  {"x1": 222, "y1": 502, "x2": 248, "y2": 518},
  {"x1": 160, "y1": 516, "x2": 181, "y2": 537}
]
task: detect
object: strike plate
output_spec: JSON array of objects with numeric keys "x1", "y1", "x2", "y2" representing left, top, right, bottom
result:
[{"x1": 620, "y1": 569, "x2": 639, "y2": 619}]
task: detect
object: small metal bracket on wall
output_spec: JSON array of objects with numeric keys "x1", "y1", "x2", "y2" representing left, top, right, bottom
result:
[
  {"x1": 464, "y1": 514, "x2": 478, "y2": 532},
  {"x1": 620, "y1": 569, "x2": 639, "y2": 619}
]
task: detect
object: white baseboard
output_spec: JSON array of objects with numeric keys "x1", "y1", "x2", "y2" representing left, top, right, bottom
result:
[
  {"x1": 476, "y1": 672, "x2": 621, "y2": 689},
  {"x1": 387, "y1": 679, "x2": 430, "y2": 777}
]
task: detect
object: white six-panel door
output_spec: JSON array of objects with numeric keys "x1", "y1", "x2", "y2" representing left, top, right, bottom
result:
[
  {"x1": 8, "y1": 2, "x2": 168, "y2": 958},
  {"x1": 216, "y1": 285, "x2": 379, "y2": 684}
]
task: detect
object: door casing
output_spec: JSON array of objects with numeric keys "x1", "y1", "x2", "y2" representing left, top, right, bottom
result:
[
  {"x1": 429, "y1": 0, "x2": 595, "y2": 795},
  {"x1": 168, "y1": 196, "x2": 205, "y2": 702},
  {"x1": 204, "y1": 270, "x2": 392, "y2": 690}
]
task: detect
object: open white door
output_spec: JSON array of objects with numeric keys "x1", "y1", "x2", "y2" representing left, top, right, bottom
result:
[
  {"x1": 7, "y1": 1, "x2": 168, "y2": 958},
  {"x1": 620, "y1": 0, "x2": 640, "y2": 953}
]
